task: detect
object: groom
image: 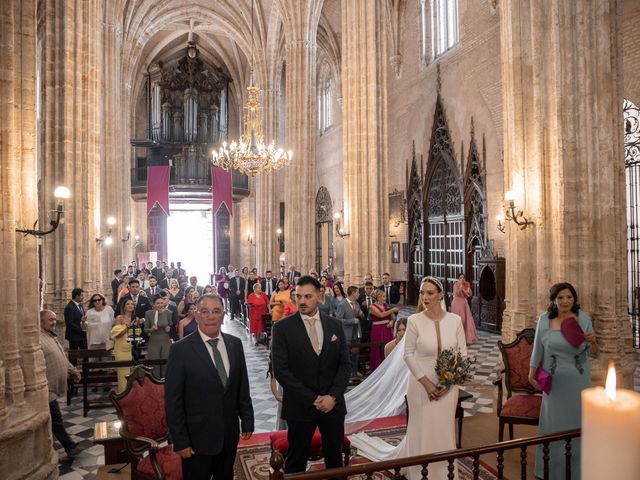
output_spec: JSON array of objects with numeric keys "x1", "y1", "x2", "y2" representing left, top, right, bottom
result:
[{"x1": 272, "y1": 276, "x2": 351, "y2": 473}]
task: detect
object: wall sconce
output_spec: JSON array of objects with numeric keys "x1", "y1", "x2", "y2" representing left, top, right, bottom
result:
[
  {"x1": 246, "y1": 229, "x2": 255, "y2": 246},
  {"x1": 134, "y1": 234, "x2": 141, "y2": 248},
  {"x1": 16, "y1": 185, "x2": 70, "y2": 238},
  {"x1": 121, "y1": 225, "x2": 132, "y2": 242},
  {"x1": 501, "y1": 190, "x2": 534, "y2": 230},
  {"x1": 496, "y1": 215, "x2": 506, "y2": 234},
  {"x1": 333, "y1": 211, "x2": 349, "y2": 238},
  {"x1": 96, "y1": 216, "x2": 116, "y2": 245}
]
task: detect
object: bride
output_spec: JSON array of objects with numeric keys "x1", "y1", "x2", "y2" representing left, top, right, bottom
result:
[{"x1": 349, "y1": 276, "x2": 467, "y2": 479}]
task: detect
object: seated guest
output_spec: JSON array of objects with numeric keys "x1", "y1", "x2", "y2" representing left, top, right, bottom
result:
[
  {"x1": 384, "y1": 317, "x2": 407, "y2": 358},
  {"x1": 85, "y1": 293, "x2": 114, "y2": 350},
  {"x1": 203, "y1": 284, "x2": 214, "y2": 294},
  {"x1": 39, "y1": 310, "x2": 83, "y2": 457},
  {"x1": 177, "y1": 287, "x2": 196, "y2": 320},
  {"x1": 178, "y1": 303, "x2": 198, "y2": 339},
  {"x1": 144, "y1": 295, "x2": 173, "y2": 378},
  {"x1": 246, "y1": 283, "x2": 269, "y2": 345}
]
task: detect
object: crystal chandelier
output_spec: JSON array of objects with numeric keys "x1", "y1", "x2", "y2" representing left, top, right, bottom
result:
[{"x1": 211, "y1": 0, "x2": 291, "y2": 176}]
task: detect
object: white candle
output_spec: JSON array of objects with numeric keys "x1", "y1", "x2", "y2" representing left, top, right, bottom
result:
[{"x1": 582, "y1": 364, "x2": 640, "y2": 480}]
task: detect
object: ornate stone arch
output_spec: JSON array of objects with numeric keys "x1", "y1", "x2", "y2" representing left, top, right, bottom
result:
[
  {"x1": 315, "y1": 186, "x2": 334, "y2": 272},
  {"x1": 406, "y1": 142, "x2": 424, "y2": 305},
  {"x1": 423, "y1": 95, "x2": 464, "y2": 302},
  {"x1": 315, "y1": 186, "x2": 333, "y2": 222}
]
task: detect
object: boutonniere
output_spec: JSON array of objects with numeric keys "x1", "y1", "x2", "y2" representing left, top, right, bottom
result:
[{"x1": 330, "y1": 334, "x2": 338, "y2": 342}]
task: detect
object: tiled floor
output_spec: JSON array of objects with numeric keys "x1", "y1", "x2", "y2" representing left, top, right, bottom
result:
[{"x1": 55, "y1": 312, "x2": 639, "y2": 478}]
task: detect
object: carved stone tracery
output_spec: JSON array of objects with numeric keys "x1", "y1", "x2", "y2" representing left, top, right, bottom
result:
[{"x1": 315, "y1": 186, "x2": 333, "y2": 223}]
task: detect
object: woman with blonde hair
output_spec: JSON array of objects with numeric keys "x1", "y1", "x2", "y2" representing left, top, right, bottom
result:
[{"x1": 111, "y1": 299, "x2": 135, "y2": 392}]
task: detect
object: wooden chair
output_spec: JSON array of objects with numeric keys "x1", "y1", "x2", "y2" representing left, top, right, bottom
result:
[
  {"x1": 110, "y1": 365, "x2": 182, "y2": 480},
  {"x1": 494, "y1": 328, "x2": 542, "y2": 441}
]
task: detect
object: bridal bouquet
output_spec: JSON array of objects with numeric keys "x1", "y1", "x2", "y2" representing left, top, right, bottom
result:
[{"x1": 435, "y1": 348, "x2": 474, "y2": 387}]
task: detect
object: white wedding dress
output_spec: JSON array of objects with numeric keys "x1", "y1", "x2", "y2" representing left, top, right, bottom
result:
[{"x1": 349, "y1": 311, "x2": 467, "y2": 480}]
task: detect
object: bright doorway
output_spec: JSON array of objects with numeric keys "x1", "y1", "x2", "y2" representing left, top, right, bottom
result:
[{"x1": 167, "y1": 205, "x2": 214, "y2": 286}]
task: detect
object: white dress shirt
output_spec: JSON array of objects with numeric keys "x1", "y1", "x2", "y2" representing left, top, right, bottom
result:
[
  {"x1": 300, "y1": 309, "x2": 324, "y2": 349},
  {"x1": 198, "y1": 328, "x2": 230, "y2": 376}
]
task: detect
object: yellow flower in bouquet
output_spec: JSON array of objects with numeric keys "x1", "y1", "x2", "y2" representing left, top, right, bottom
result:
[{"x1": 434, "y1": 348, "x2": 474, "y2": 387}]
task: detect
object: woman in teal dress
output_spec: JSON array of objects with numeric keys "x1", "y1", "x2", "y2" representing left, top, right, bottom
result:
[{"x1": 528, "y1": 282, "x2": 598, "y2": 479}]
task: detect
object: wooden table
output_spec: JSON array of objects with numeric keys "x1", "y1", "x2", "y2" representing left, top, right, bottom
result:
[{"x1": 93, "y1": 421, "x2": 128, "y2": 465}]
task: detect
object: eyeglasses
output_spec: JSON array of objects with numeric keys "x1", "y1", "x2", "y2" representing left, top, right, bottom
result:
[{"x1": 92, "y1": 298, "x2": 103, "y2": 303}]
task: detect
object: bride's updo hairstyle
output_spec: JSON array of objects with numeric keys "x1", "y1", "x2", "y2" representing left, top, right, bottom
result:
[{"x1": 421, "y1": 276, "x2": 443, "y2": 293}]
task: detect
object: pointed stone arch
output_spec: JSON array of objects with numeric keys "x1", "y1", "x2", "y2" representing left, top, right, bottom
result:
[
  {"x1": 315, "y1": 186, "x2": 334, "y2": 273},
  {"x1": 406, "y1": 142, "x2": 424, "y2": 305}
]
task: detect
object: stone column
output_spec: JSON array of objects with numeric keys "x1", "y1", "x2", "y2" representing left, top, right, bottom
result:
[
  {"x1": 40, "y1": 0, "x2": 104, "y2": 313},
  {"x1": 341, "y1": 0, "x2": 389, "y2": 285},
  {"x1": 500, "y1": 0, "x2": 634, "y2": 384},
  {"x1": 277, "y1": 0, "x2": 322, "y2": 271},
  {"x1": 0, "y1": 1, "x2": 57, "y2": 478}
]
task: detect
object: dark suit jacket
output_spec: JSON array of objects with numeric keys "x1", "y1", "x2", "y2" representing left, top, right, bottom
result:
[
  {"x1": 287, "y1": 270, "x2": 301, "y2": 284},
  {"x1": 115, "y1": 294, "x2": 152, "y2": 319},
  {"x1": 378, "y1": 283, "x2": 401, "y2": 305},
  {"x1": 228, "y1": 277, "x2": 245, "y2": 298},
  {"x1": 260, "y1": 278, "x2": 278, "y2": 296},
  {"x1": 152, "y1": 267, "x2": 165, "y2": 283},
  {"x1": 272, "y1": 311, "x2": 351, "y2": 421},
  {"x1": 145, "y1": 286, "x2": 162, "y2": 299},
  {"x1": 111, "y1": 278, "x2": 122, "y2": 306},
  {"x1": 64, "y1": 300, "x2": 86, "y2": 343},
  {"x1": 165, "y1": 331, "x2": 254, "y2": 455}
]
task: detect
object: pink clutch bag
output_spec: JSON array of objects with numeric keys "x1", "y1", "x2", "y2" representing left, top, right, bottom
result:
[
  {"x1": 561, "y1": 316, "x2": 585, "y2": 348},
  {"x1": 535, "y1": 366, "x2": 552, "y2": 394}
]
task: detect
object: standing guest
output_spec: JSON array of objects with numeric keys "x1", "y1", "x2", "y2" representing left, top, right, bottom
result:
[
  {"x1": 227, "y1": 265, "x2": 235, "y2": 278},
  {"x1": 117, "y1": 274, "x2": 131, "y2": 303},
  {"x1": 246, "y1": 271, "x2": 259, "y2": 301},
  {"x1": 358, "y1": 274, "x2": 374, "y2": 298},
  {"x1": 384, "y1": 317, "x2": 407, "y2": 358},
  {"x1": 167, "y1": 278, "x2": 184, "y2": 304},
  {"x1": 330, "y1": 282, "x2": 346, "y2": 313},
  {"x1": 270, "y1": 280, "x2": 290, "y2": 323},
  {"x1": 176, "y1": 261, "x2": 186, "y2": 283},
  {"x1": 335, "y1": 286, "x2": 364, "y2": 378},
  {"x1": 137, "y1": 270, "x2": 150, "y2": 291},
  {"x1": 85, "y1": 294, "x2": 114, "y2": 350},
  {"x1": 317, "y1": 285, "x2": 335, "y2": 316},
  {"x1": 282, "y1": 276, "x2": 291, "y2": 291},
  {"x1": 144, "y1": 261, "x2": 154, "y2": 275},
  {"x1": 111, "y1": 269, "x2": 123, "y2": 307},
  {"x1": 528, "y1": 282, "x2": 598, "y2": 480},
  {"x1": 131, "y1": 260, "x2": 141, "y2": 277},
  {"x1": 215, "y1": 267, "x2": 230, "y2": 310},
  {"x1": 126, "y1": 264, "x2": 135, "y2": 278},
  {"x1": 369, "y1": 289, "x2": 399, "y2": 371},
  {"x1": 229, "y1": 268, "x2": 246, "y2": 320},
  {"x1": 287, "y1": 265, "x2": 301, "y2": 284},
  {"x1": 115, "y1": 279, "x2": 152, "y2": 320},
  {"x1": 145, "y1": 275, "x2": 160, "y2": 298},
  {"x1": 144, "y1": 295, "x2": 173, "y2": 378},
  {"x1": 64, "y1": 288, "x2": 87, "y2": 351},
  {"x1": 178, "y1": 303, "x2": 198, "y2": 339},
  {"x1": 261, "y1": 270, "x2": 277, "y2": 297},
  {"x1": 203, "y1": 284, "x2": 214, "y2": 295},
  {"x1": 358, "y1": 281, "x2": 376, "y2": 342},
  {"x1": 111, "y1": 299, "x2": 136, "y2": 392},
  {"x1": 378, "y1": 273, "x2": 400, "y2": 305},
  {"x1": 189, "y1": 276, "x2": 204, "y2": 295},
  {"x1": 272, "y1": 276, "x2": 351, "y2": 474},
  {"x1": 165, "y1": 294, "x2": 254, "y2": 480},
  {"x1": 152, "y1": 260, "x2": 165, "y2": 284},
  {"x1": 246, "y1": 283, "x2": 270, "y2": 345},
  {"x1": 283, "y1": 289, "x2": 298, "y2": 317},
  {"x1": 451, "y1": 273, "x2": 478, "y2": 344},
  {"x1": 293, "y1": 274, "x2": 301, "y2": 287},
  {"x1": 160, "y1": 268, "x2": 175, "y2": 290},
  {"x1": 241, "y1": 266, "x2": 249, "y2": 279},
  {"x1": 39, "y1": 310, "x2": 83, "y2": 457}
]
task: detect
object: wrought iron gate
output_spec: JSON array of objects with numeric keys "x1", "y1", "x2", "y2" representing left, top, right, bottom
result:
[{"x1": 624, "y1": 98, "x2": 640, "y2": 349}]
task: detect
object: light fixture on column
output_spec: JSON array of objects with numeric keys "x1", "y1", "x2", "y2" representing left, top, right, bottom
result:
[
  {"x1": 134, "y1": 235, "x2": 141, "y2": 248},
  {"x1": 97, "y1": 216, "x2": 116, "y2": 245},
  {"x1": 496, "y1": 215, "x2": 506, "y2": 234},
  {"x1": 333, "y1": 211, "x2": 349, "y2": 238},
  {"x1": 122, "y1": 225, "x2": 132, "y2": 242},
  {"x1": 16, "y1": 185, "x2": 70, "y2": 238},
  {"x1": 276, "y1": 228, "x2": 284, "y2": 252},
  {"x1": 210, "y1": 0, "x2": 292, "y2": 176},
  {"x1": 246, "y1": 229, "x2": 255, "y2": 246},
  {"x1": 502, "y1": 190, "x2": 533, "y2": 230}
]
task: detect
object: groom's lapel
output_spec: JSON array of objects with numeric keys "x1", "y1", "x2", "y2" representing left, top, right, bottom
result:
[
  {"x1": 319, "y1": 313, "x2": 332, "y2": 361},
  {"x1": 294, "y1": 312, "x2": 319, "y2": 358}
]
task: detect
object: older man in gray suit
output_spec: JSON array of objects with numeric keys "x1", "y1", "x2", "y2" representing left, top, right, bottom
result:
[{"x1": 335, "y1": 285, "x2": 364, "y2": 378}]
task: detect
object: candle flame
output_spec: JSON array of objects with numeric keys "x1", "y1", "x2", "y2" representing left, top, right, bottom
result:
[{"x1": 605, "y1": 362, "x2": 616, "y2": 401}]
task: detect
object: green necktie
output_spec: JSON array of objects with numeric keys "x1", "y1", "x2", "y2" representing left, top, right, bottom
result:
[{"x1": 207, "y1": 338, "x2": 228, "y2": 387}]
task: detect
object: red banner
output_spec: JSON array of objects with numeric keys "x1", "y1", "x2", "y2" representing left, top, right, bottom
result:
[
  {"x1": 147, "y1": 166, "x2": 171, "y2": 215},
  {"x1": 211, "y1": 166, "x2": 233, "y2": 216}
]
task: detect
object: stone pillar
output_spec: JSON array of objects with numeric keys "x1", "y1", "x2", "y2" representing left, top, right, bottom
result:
[
  {"x1": 0, "y1": 1, "x2": 57, "y2": 478},
  {"x1": 40, "y1": 0, "x2": 104, "y2": 313},
  {"x1": 341, "y1": 0, "x2": 389, "y2": 285},
  {"x1": 277, "y1": 0, "x2": 321, "y2": 272},
  {"x1": 500, "y1": 0, "x2": 634, "y2": 384}
]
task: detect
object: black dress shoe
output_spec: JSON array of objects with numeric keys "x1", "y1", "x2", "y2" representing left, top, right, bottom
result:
[{"x1": 65, "y1": 445, "x2": 83, "y2": 457}]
